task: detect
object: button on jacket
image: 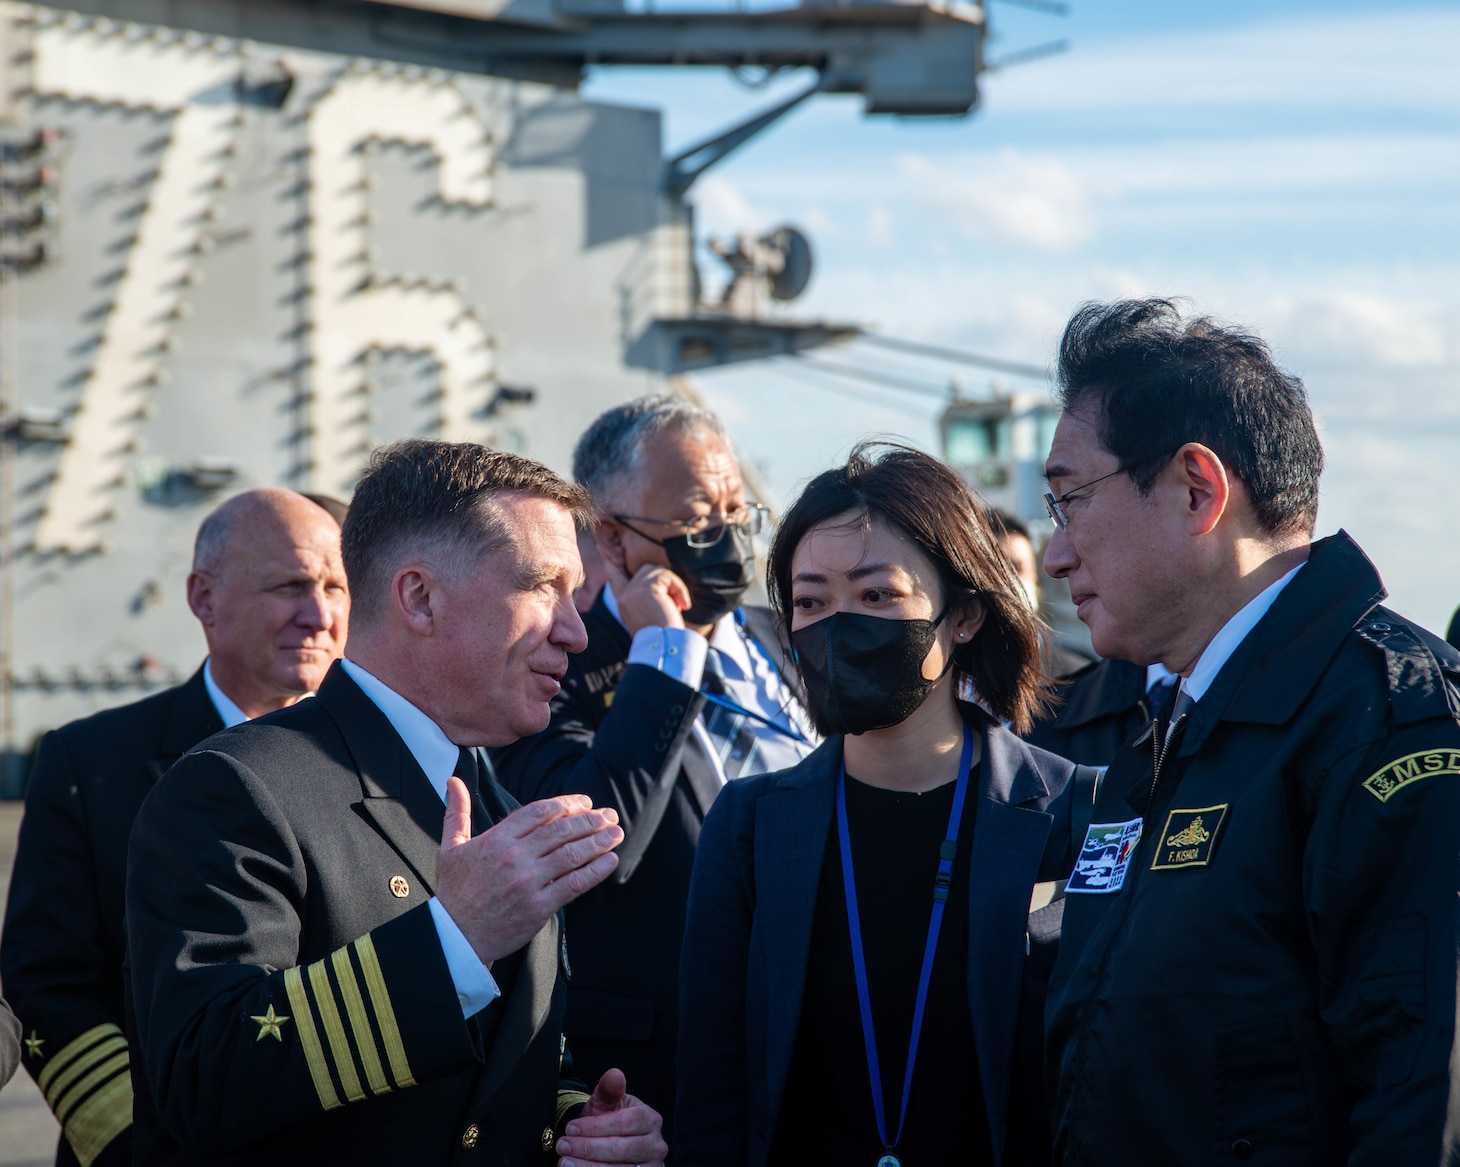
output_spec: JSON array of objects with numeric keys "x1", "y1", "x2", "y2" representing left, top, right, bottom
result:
[{"x1": 1047, "y1": 532, "x2": 1460, "y2": 1165}]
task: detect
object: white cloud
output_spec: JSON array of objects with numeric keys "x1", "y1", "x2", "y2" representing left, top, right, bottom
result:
[
  {"x1": 1266, "y1": 293, "x2": 1454, "y2": 370},
  {"x1": 899, "y1": 150, "x2": 1093, "y2": 251}
]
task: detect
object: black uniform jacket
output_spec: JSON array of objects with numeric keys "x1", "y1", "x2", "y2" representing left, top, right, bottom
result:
[
  {"x1": 0, "y1": 666, "x2": 221, "y2": 1167},
  {"x1": 1, "y1": 994, "x2": 21, "y2": 1090},
  {"x1": 491, "y1": 594, "x2": 804, "y2": 1139},
  {"x1": 676, "y1": 705, "x2": 1092, "y2": 1167},
  {"x1": 1047, "y1": 532, "x2": 1460, "y2": 1166},
  {"x1": 1024, "y1": 658, "x2": 1153, "y2": 768},
  {"x1": 125, "y1": 663, "x2": 584, "y2": 1165}
]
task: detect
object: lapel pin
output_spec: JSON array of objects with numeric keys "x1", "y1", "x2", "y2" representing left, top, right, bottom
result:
[{"x1": 389, "y1": 874, "x2": 410, "y2": 898}]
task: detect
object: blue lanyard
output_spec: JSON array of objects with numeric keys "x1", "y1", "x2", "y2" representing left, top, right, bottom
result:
[
  {"x1": 836, "y1": 724, "x2": 974, "y2": 1161},
  {"x1": 697, "y1": 690, "x2": 809, "y2": 743}
]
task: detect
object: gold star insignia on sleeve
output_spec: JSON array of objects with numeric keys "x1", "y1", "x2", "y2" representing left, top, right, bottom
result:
[
  {"x1": 23, "y1": 1030, "x2": 44, "y2": 1059},
  {"x1": 250, "y1": 1005, "x2": 291, "y2": 1042}
]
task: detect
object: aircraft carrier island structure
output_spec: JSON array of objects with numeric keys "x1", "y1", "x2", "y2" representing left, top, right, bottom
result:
[{"x1": 0, "y1": 0, "x2": 996, "y2": 790}]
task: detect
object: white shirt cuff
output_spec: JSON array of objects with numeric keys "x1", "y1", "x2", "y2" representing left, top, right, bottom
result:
[
  {"x1": 627, "y1": 625, "x2": 707, "y2": 688},
  {"x1": 428, "y1": 896, "x2": 500, "y2": 1019}
]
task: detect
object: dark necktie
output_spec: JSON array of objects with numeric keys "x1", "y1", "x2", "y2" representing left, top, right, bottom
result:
[
  {"x1": 453, "y1": 745, "x2": 520, "y2": 1007},
  {"x1": 1146, "y1": 675, "x2": 1178, "y2": 722},
  {"x1": 700, "y1": 647, "x2": 759, "y2": 780},
  {"x1": 454, "y1": 746, "x2": 490, "y2": 837}
]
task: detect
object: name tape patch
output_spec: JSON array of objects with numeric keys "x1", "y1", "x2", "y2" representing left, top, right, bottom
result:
[
  {"x1": 1362, "y1": 749, "x2": 1460, "y2": 803},
  {"x1": 1067, "y1": 818, "x2": 1143, "y2": 895},
  {"x1": 1150, "y1": 804, "x2": 1229, "y2": 870}
]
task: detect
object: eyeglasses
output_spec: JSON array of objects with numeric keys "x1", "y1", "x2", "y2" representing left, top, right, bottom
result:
[
  {"x1": 611, "y1": 502, "x2": 769, "y2": 548},
  {"x1": 1043, "y1": 468, "x2": 1125, "y2": 531}
]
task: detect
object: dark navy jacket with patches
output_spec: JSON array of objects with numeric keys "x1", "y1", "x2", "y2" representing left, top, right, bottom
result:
[{"x1": 1047, "y1": 531, "x2": 1460, "y2": 1166}]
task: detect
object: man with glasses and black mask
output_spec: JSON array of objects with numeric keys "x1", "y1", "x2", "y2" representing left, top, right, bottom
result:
[
  {"x1": 1040, "y1": 299, "x2": 1460, "y2": 1165},
  {"x1": 493, "y1": 395, "x2": 814, "y2": 1146}
]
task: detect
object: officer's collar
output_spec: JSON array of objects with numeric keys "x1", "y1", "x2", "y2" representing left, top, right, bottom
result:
[{"x1": 1049, "y1": 659, "x2": 1147, "y2": 728}]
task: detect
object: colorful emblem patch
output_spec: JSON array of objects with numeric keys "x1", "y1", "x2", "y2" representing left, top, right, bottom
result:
[
  {"x1": 1150, "y1": 804, "x2": 1229, "y2": 870},
  {"x1": 1362, "y1": 749, "x2": 1460, "y2": 803},
  {"x1": 1067, "y1": 818, "x2": 1143, "y2": 894}
]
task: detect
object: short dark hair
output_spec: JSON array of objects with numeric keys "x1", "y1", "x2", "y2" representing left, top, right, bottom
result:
[
  {"x1": 1056, "y1": 298, "x2": 1323, "y2": 535},
  {"x1": 768, "y1": 442, "x2": 1046, "y2": 735},
  {"x1": 342, "y1": 439, "x2": 593, "y2": 625},
  {"x1": 989, "y1": 508, "x2": 1031, "y2": 543}
]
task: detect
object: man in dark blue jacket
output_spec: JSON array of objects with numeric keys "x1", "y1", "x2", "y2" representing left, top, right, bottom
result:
[{"x1": 1041, "y1": 299, "x2": 1460, "y2": 1165}]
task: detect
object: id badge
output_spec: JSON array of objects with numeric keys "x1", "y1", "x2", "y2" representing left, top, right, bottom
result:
[{"x1": 1066, "y1": 818, "x2": 1143, "y2": 894}]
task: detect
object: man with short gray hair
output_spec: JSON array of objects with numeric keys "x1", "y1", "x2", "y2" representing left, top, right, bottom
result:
[
  {"x1": 126, "y1": 440, "x2": 667, "y2": 1166},
  {"x1": 2, "y1": 488, "x2": 347, "y2": 1167},
  {"x1": 493, "y1": 396, "x2": 814, "y2": 1142}
]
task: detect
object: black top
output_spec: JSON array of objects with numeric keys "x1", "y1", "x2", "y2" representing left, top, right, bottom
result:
[{"x1": 769, "y1": 772, "x2": 991, "y2": 1166}]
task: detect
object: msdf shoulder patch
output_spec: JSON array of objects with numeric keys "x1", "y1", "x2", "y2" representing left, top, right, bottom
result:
[
  {"x1": 1150, "y1": 804, "x2": 1229, "y2": 871},
  {"x1": 1362, "y1": 749, "x2": 1460, "y2": 803}
]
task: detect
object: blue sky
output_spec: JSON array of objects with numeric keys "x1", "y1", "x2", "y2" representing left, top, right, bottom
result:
[{"x1": 583, "y1": 2, "x2": 1460, "y2": 631}]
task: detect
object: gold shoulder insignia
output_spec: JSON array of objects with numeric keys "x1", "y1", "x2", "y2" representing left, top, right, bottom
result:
[
  {"x1": 1362, "y1": 749, "x2": 1460, "y2": 803},
  {"x1": 24, "y1": 1030, "x2": 44, "y2": 1060}
]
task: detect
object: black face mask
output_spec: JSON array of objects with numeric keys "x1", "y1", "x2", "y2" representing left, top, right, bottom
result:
[
  {"x1": 661, "y1": 522, "x2": 756, "y2": 626},
  {"x1": 790, "y1": 607, "x2": 952, "y2": 737}
]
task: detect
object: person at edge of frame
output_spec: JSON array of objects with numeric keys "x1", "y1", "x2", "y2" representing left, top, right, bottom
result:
[
  {"x1": 989, "y1": 507, "x2": 1096, "y2": 689},
  {"x1": 1040, "y1": 298, "x2": 1460, "y2": 1165},
  {"x1": 0, "y1": 488, "x2": 348, "y2": 1167},
  {"x1": 124, "y1": 440, "x2": 667, "y2": 1166},
  {"x1": 0, "y1": 995, "x2": 20, "y2": 1090},
  {"x1": 492, "y1": 395, "x2": 816, "y2": 1151},
  {"x1": 677, "y1": 441, "x2": 1101, "y2": 1167}
]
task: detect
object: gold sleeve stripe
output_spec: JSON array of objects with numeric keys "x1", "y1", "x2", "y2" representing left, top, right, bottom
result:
[
  {"x1": 38, "y1": 1023, "x2": 124, "y2": 1094},
  {"x1": 330, "y1": 947, "x2": 390, "y2": 1097},
  {"x1": 41, "y1": 1034, "x2": 127, "y2": 1114},
  {"x1": 61, "y1": 1070, "x2": 133, "y2": 1167},
  {"x1": 354, "y1": 934, "x2": 416, "y2": 1089},
  {"x1": 307, "y1": 960, "x2": 366, "y2": 1104},
  {"x1": 284, "y1": 965, "x2": 342, "y2": 1112},
  {"x1": 556, "y1": 1090, "x2": 591, "y2": 1130},
  {"x1": 53, "y1": 1050, "x2": 129, "y2": 1126}
]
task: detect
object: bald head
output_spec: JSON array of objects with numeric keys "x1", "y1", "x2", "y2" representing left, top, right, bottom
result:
[{"x1": 187, "y1": 489, "x2": 349, "y2": 718}]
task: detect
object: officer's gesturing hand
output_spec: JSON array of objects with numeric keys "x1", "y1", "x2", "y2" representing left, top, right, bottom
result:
[
  {"x1": 604, "y1": 558, "x2": 690, "y2": 636},
  {"x1": 556, "y1": 1068, "x2": 668, "y2": 1167},
  {"x1": 435, "y1": 777, "x2": 623, "y2": 966}
]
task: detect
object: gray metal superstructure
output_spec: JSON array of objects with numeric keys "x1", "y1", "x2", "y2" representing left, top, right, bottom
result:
[{"x1": 0, "y1": 0, "x2": 996, "y2": 790}]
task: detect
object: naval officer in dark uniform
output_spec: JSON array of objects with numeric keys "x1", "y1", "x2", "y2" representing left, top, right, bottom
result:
[
  {"x1": 125, "y1": 441, "x2": 666, "y2": 1165},
  {"x1": 1040, "y1": 299, "x2": 1460, "y2": 1165},
  {"x1": 0, "y1": 489, "x2": 347, "y2": 1167}
]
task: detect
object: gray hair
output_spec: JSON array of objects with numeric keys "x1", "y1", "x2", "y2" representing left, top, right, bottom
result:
[{"x1": 572, "y1": 395, "x2": 729, "y2": 509}]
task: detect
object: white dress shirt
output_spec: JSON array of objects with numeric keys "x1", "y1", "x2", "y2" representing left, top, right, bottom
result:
[
  {"x1": 202, "y1": 659, "x2": 250, "y2": 729},
  {"x1": 604, "y1": 584, "x2": 816, "y2": 783},
  {"x1": 1180, "y1": 561, "x2": 1306, "y2": 703},
  {"x1": 339, "y1": 657, "x2": 501, "y2": 1020}
]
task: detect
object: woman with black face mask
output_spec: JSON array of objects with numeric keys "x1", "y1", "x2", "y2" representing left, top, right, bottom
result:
[{"x1": 676, "y1": 442, "x2": 1094, "y2": 1167}]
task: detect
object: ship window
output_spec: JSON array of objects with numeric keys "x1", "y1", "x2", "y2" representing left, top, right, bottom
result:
[{"x1": 944, "y1": 416, "x2": 1011, "y2": 465}]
